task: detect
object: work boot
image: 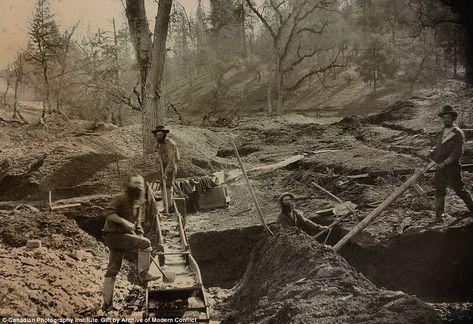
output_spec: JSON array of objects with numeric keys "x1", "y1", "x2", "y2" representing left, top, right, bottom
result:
[
  {"x1": 102, "y1": 277, "x2": 115, "y2": 311},
  {"x1": 137, "y1": 249, "x2": 161, "y2": 282},
  {"x1": 434, "y1": 195, "x2": 445, "y2": 223}
]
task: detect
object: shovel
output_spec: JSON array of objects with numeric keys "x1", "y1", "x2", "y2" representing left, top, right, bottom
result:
[
  {"x1": 151, "y1": 257, "x2": 176, "y2": 283},
  {"x1": 158, "y1": 155, "x2": 169, "y2": 214}
]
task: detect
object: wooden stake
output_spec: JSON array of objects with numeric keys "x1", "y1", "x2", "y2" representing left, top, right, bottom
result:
[
  {"x1": 48, "y1": 191, "x2": 52, "y2": 210},
  {"x1": 232, "y1": 142, "x2": 274, "y2": 237},
  {"x1": 333, "y1": 161, "x2": 436, "y2": 251},
  {"x1": 158, "y1": 155, "x2": 169, "y2": 214},
  {"x1": 115, "y1": 153, "x2": 123, "y2": 190}
]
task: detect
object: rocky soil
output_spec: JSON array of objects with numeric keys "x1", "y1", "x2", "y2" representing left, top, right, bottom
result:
[
  {"x1": 0, "y1": 209, "x2": 135, "y2": 317},
  {"x1": 222, "y1": 230, "x2": 441, "y2": 323},
  {"x1": 1, "y1": 80, "x2": 473, "y2": 321}
]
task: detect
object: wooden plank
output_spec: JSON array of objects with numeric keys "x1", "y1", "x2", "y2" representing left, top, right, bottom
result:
[
  {"x1": 224, "y1": 154, "x2": 306, "y2": 183},
  {"x1": 50, "y1": 203, "x2": 81, "y2": 210},
  {"x1": 249, "y1": 154, "x2": 305, "y2": 173}
]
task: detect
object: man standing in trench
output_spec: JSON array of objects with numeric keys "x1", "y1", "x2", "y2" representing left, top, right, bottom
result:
[
  {"x1": 430, "y1": 105, "x2": 473, "y2": 222},
  {"x1": 101, "y1": 174, "x2": 159, "y2": 311},
  {"x1": 278, "y1": 192, "x2": 328, "y2": 235},
  {"x1": 152, "y1": 125, "x2": 179, "y2": 212}
]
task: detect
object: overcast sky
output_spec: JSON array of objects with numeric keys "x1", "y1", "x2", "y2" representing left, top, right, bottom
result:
[{"x1": 0, "y1": 0, "x2": 205, "y2": 68}]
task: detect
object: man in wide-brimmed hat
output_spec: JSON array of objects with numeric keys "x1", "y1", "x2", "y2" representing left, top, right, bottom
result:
[
  {"x1": 278, "y1": 192, "x2": 328, "y2": 235},
  {"x1": 430, "y1": 105, "x2": 473, "y2": 222},
  {"x1": 152, "y1": 125, "x2": 179, "y2": 212}
]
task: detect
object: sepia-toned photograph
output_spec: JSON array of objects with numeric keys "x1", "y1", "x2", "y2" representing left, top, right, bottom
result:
[{"x1": 0, "y1": 0, "x2": 472, "y2": 322}]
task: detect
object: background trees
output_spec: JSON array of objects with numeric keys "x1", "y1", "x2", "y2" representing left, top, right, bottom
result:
[
  {"x1": 0, "y1": 0, "x2": 471, "y2": 133},
  {"x1": 24, "y1": 0, "x2": 62, "y2": 118}
]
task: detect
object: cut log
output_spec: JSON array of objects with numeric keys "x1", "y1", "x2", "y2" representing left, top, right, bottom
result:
[
  {"x1": 347, "y1": 163, "x2": 473, "y2": 180},
  {"x1": 333, "y1": 161, "x2": 436, "y2": 251}
]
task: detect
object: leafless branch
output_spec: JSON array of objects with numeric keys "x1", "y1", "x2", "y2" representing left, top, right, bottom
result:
[
  {"x1": 245, "y1": 0, "x2": 276, "y2": 40},
  {"x1": 285, "y1": 48, "x2": 346, "y2": 92}
]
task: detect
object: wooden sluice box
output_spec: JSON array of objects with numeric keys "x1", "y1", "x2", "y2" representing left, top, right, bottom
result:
[{"x1": 143, "y1": 183, "x2": 210, "y2": 322}]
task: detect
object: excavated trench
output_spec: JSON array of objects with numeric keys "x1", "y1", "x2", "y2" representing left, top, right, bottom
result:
[
  {"x1": 72, "y1": 207, "x2": 473, "y2": 303},
  {"x1": 68, "y1": 204, "x2": 473, "y2": 320},
  {"x1": 342, "y1": 224, "x2": 473, "y2": 302},
  {"x1": 188, "y1": 223, "x2": 473, "y2": 304}
]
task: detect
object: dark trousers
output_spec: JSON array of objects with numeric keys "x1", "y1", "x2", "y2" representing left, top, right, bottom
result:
[
  {"x1": 434, "y1": 163, "x2": 473, "y2": 212},
  {"x1": 435, "y1": 164, "x2": 469, "y2": 198},
  {"x1": 103, "y1": 232, "x2": 151, "y2": 278}
]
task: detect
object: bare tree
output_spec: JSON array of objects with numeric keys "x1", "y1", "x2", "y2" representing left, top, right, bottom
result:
[
  {"x1": 1, "y1": 65, "x2": 13, "y2": 109},
  {"x1": 125, "y1": 0, "x2": 173, "y2": 152},
  {"x1": 25, "y1": 0, "x2": 62, "y2": 117},
  {"x1": 12, "y1": 54, "x2": 26, "y2": 122},
  {"x1": 55, "y1": 22, "x2": 79, "y2": 114},
  {"x1": 246, "y1": 0, "x2": 345, "y2": 114}
]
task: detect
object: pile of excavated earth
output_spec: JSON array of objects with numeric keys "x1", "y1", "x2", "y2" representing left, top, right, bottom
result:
[
  {"x1": 223, "y1": 229, "x2": 441, "y2": 323},
  {"x1": 1, "y1": 80, "x2": 473, "y2": 321}
]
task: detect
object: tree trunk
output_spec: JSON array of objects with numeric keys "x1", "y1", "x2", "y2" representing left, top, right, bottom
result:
[
  {"x1": 465, "y1": 24, "x2": 473, "y2": 82},
  {"x1": 41, "y1": 63, "x2": 52, "y2": 114},
  {"x1": 240, "y1": 0, "x2": 247, "y2": 58},
  {"x1": 267, "y1": 80, "x2": 273, "y2": 114},
  {"x1": 13, "y1": 78, "x2": 19, "y2": 119},
  {"x1": 126, "y1": 0, "x2": 173, "y2": 153},
  {"x1": 142, "y1": 0, "x2": 173, "y2": 152},
  {"x1": 276, "y1": 69, "x2": 284, "y2": 114},
  {"x1": 1, "y1": 75, "x2": 12, "y2": 108},
  {"x1": 56, "y1": 91, "x2": 61, "y2": 113},
  {"x1": 453, "y1": 33, "x2": 459, "y2": 79},
  {"x1": 373, "y1": 70, "x2": 377, "y2": 93},
  {"x1": 125, "y1": 0, "x2": 153, "y2": 100}
]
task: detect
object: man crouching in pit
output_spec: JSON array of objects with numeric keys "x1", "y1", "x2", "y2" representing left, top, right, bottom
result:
[
  {"x1": 278, "y1": 192, "x2": 328, "y2": 235},
  {"x1": 101, "y1": 174, "x2": 160, "y2": 311}
]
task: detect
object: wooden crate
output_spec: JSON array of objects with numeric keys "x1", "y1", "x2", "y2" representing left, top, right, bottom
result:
[{"x1": 198, "y1": 186, "x2": 228, "y2": 210}]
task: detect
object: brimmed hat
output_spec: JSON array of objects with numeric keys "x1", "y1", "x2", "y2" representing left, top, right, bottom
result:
[
  {"x1": 151, "y1": 125, "x2": 170, "y2": 134},
  {"x1": 278, "y1": 192, "x2": 295, "y2": 205},
  {"x1": 438, "y1": 105, "x2": 458, "y2": 118}
]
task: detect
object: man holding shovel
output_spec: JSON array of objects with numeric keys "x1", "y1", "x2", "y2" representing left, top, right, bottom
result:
[
  {"x1": 101, "y1": 174, "x2": 160, "y2": 311},
  {"x1": 152, "y1": 125, "x2": 180, "y2": 213}
]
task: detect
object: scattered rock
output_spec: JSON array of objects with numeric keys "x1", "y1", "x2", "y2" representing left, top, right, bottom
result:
[
  {"x1": 70, "y1": 249, "x2": 94, "y2": 261},
  {"x1": 26, "y1": 240, "x2": 42, "y2": 249}
]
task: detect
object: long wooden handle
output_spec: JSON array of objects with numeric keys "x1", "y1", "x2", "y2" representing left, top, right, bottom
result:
[
  {"x1": 333, "y1": 161, "x2": 436, "y2": 251},
  {"x1": 158, "y1": 155, "x2": 169, "y2": 214},
  {"x1": 232, "y1": 142, "x2": 274, "y2": 237},
  {"x1": 313, "y1": 209, "x2": 354, "y2": 239}
]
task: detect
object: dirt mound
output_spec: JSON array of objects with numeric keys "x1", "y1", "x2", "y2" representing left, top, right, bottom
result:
[
  {"x1": 0, "y1": 120, "x2": 236, "y2": 200},
  {"x1": 223, "y1": 230, "x2": 440, "y2": 324},
  {"x1": 0, "y1": 210, "x2": 134, "y2": 317},
  {"x1": 364, "y1": 99, "x2": 419, "y2": 124},
  {"x1": 0, "y1": 210, "x2": 102, "y2": 251}
]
